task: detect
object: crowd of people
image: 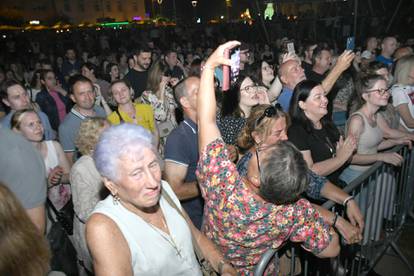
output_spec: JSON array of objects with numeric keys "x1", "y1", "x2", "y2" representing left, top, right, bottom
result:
[{"x1": 1, "y1": 24, "x2": 414, "y2": 275}]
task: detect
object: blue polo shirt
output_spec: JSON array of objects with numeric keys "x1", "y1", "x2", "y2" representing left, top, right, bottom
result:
[
  {"x1": 375, "y1": 55, "x2": 394, "y2": 68},
  {"x1": 164, "y1": 117, "x2": 204, "y2": 229},
  {"x1": 278, "y1": 86, "x2": 294, "y2": 112}
]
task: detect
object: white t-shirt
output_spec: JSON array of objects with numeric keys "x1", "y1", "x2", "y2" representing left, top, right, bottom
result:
[{"x1": 391, "y1": 84, "x2": 414, "y2": 131}]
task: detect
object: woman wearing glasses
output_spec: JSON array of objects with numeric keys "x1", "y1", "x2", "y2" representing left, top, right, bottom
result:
[
  {"x1": 340, "y1": 74, "x2": 411, "y2": 184},
  {"x1": 197, "y1": 41, "x2": 341, "y2": 275},
  {"x1": 288, "y1": 80, "x2": 357, "y2": 187},
  {"x1": 340, "y1": 74, "x2": 411, "y2": 242},
  {"x1": 217, "y1": 74, "x2": 269, "y2": 146},
  {"x1": 245, "y1": 60, "x2": 283, "y2": 103}
]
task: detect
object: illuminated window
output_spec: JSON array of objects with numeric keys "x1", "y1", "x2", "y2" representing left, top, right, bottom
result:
[{"x1": 118, "y1": 0, "x2": 123, "y2": 11}]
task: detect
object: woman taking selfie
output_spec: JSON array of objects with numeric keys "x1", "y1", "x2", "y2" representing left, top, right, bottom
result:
[
  {"x1": 140, "y1": 60, "x2": 177, "y2": 155},
  {"x1": 196, "y1": 41, "x2": 340, "y2": 274},
  {"x1": 86, "y1": 124, "x2": 236, "y2": 275}
]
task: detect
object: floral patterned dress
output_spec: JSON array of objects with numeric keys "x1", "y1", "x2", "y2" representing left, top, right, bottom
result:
[
  {"x1": 196, "y1": 138, "x2": 332, "y2": 275},
  {"x1": 140, "y1": 87, "x2": 177, "y2": 156}
]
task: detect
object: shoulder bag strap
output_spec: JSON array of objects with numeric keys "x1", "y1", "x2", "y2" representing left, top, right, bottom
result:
[
  {"x1": 161, "y1": 187, "x2": 206, "y2": 263},
  {"x1": 115, "y1": 108, "x2": 124, "y2": 123},
  {"x1": 46, "y1": 198, "x2": 58, "y2": 223}
]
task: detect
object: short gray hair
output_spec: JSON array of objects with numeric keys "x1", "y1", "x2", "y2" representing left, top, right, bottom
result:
[
  {"x1": 259, "y1": 141, "x2": 309, "y2": 205},
  {"x1": 93, "y1": 123, "x2": 159, "y2": 182}
]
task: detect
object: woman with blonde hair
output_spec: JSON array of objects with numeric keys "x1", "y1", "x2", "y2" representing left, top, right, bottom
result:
[
  {"x1": 391, "y1": 54, "x2": 414, "y2": 132},
  {"x1": 71, "y1": 117, "x2": 109, "y2": 275},
  {"x1": 11, "y1": 109, "x2": 71, "y2": 211},
  {"x1": 140, "y1": 59, "x2": 177, "y2": 155},
  {"x1": 0, "y1": 182, "x2": 50, "y2": 276}
]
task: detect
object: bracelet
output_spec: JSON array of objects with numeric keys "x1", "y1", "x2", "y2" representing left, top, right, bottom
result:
[
  {"x1": 202, "y1": 64, "x2": 215, "y2": 71},
  {"x1": 343, "y1": 196, "x2": 354, "y2": 207},
  {"x1": 332, "y1": 213, "x2": 339, "y2": 228}
]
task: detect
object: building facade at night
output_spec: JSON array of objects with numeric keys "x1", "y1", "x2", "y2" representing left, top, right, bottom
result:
[{"x1": 0, "y1": 0, "x2": 146, "y2": 24}]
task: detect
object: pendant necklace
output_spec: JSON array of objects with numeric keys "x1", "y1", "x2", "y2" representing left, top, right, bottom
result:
[{"x1": 144, "y1": 214, "x2": 183, "y2": 258}]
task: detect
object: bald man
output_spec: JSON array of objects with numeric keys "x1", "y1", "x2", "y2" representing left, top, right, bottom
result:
[
  {"x1": 277, "y1": 51, "x2": 354, "y2": 112},
  {"x1": 278, "y1": 60, "x2": 306, "y2": 111},
  {"x1": 376, "y1": 36, "x2": 398, "y2": 68}
]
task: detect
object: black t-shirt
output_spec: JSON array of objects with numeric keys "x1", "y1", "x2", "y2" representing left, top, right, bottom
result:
[
  {"x1": 288, "y1": 122, "x2": 344, "y2": 185},
  {"x1": 124, "y1": 69, "x2": 148, "y2": 99},
  {"x1": 302, "y1": 61, "x2": 313, "y2": 77}
]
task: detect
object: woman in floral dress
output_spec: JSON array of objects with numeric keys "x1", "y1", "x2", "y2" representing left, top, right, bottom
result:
[{"x1": 196, "y1": 41, "x2": 341, "y2": 275}]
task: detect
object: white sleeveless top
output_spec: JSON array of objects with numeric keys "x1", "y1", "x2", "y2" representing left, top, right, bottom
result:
[
  {"x1": 44, "y1": 140, "x2": 59, "y2": 173},
  {"x1": 92, "y1": 181, "x2": 202, "y2": 276},
  {"x1": 348, "y1": 111, "x2": 383, "y2": 171}
]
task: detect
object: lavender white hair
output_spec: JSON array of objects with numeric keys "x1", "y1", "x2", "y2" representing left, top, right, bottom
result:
[{"x1": 93, "y1": 123, "x2": 159, "y2": 182}]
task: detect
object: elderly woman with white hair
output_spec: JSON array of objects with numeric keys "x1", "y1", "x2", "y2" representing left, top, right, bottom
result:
[{"x1": 86, "y1": 123, "x2": 236, "y2": 276}]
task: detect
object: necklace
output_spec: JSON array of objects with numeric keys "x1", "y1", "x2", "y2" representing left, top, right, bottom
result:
[{"x1": 143, "y1": 213, "x2": 183, "y2": 258}]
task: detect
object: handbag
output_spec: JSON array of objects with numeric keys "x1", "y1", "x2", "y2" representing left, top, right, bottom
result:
[
  {"x1": 161, "y1": 188, "x2": 218, "y2": 276},
  {"x1": 46, "y1": 199, "x2": 79, "y2": 276},
  {"x1": 48, "y1": 192, "x2": 74, "y2": 235},
  {"x1": 157, "y1": 120, "x2": 176, "y2": 138}
]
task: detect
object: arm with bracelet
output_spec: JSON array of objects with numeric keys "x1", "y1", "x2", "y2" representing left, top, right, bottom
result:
[{"x1": 320, "y1": 180, "x2": 364, "y2": 231}]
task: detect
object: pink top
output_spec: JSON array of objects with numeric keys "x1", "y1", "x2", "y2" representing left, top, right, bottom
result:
[{"x1": 49, "y1": 90, "x2": 67, "y2": 123}]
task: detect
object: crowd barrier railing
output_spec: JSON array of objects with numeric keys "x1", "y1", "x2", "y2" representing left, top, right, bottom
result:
[{"x1": 254, "y1": 145, "x2": 414, "y2": 276}]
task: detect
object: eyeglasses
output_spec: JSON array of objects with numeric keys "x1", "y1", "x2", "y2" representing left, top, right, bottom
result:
[
  {"x1": 241, "y1": 85, "x2": 259, "y2": 94},
  {"x1": 254, "y1": 104, "x2": 282, "y2": 129},
  {"x1": 365, "y1": 88, "x2": 391, "y2": 96},
  {"x1": 241, "y1": 85, "x2": 268, "y2": 95}
]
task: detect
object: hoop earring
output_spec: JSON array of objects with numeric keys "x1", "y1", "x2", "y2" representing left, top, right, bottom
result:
[{"x1": 112, "y1": 193, "x2": 121, "y2": 205}]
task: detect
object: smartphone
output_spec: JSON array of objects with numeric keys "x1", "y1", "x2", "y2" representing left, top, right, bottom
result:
[
  {"x1": 287, "y1": 42, "x2": 295, "y2": 54},
  {"x1": 346, "y1": 37, "x2": 355, "y2": 51},
  {"x1": 222, "y1": 48, "x2": 240, "y2": 91}
]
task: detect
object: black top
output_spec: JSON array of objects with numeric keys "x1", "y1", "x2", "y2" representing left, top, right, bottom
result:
[
  {"x1": 35, "y1": 89, "x2": 72, "y2": 131},
  {"x1": 124, "y1": 69, "x2": 148, "y2": 99},
  {"x1": 288, "y1": 122, "x2": 344, "y2": 185},
  {"x1": 166, "y1": 66, "x2": 185, "y2": 80}
]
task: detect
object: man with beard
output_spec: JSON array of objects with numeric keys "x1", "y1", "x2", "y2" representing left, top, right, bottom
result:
[{"x1": 124, "y1": 45, "x2": 152, "y2": 99}]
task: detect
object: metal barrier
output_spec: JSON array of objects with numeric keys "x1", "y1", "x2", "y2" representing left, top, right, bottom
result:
[{"x1": 254, "y1": 145, "x2": 414, "y2": 276}]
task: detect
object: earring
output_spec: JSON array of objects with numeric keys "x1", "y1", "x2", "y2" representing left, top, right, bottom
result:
[{"x1": 112, "y1": 193, "x2": 121, "y2": 205}]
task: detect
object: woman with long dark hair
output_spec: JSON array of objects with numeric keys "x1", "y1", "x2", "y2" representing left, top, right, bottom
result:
[
  {"x1": 288, "y1": 79, "x2": 357, "y2": 186},
  {"x1": 217, "y1": 74, "x2": 268, "y2": 146}
]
